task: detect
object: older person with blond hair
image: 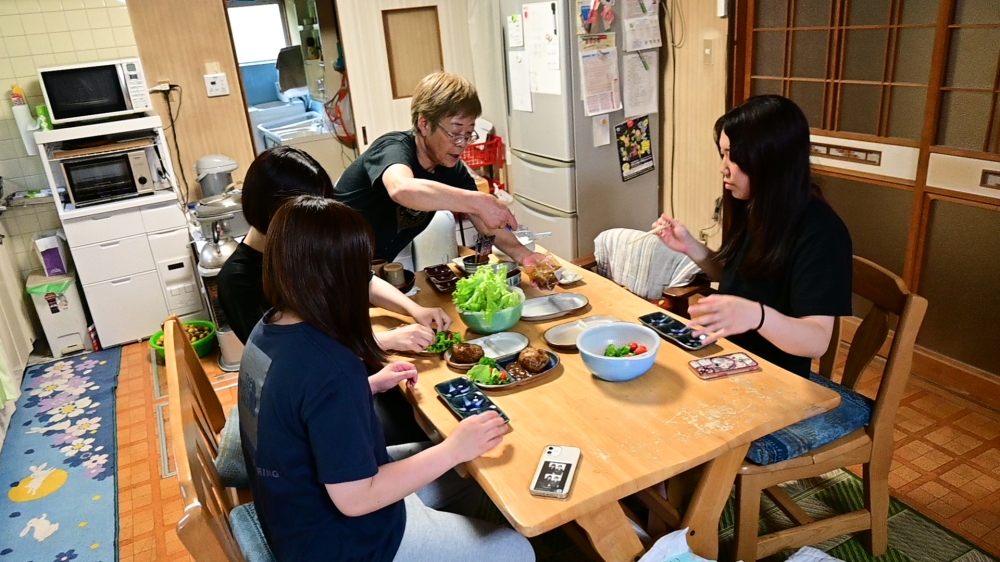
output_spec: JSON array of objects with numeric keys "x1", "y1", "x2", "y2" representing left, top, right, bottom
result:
[{"x1": 334, "y1": 71, "x2": 544, "y2": 265}]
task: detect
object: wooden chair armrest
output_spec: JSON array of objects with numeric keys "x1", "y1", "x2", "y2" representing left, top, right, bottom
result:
[{"x1": 571, "y1": 253, "x2": 598, "y2": 271}]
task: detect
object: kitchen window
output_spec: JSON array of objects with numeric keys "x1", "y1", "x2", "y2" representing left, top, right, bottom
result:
[{"x1": 227, "y1": 0, "x2": 290, "y2": 64}]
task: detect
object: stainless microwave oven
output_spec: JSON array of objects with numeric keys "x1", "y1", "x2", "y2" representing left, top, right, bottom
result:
[
  {"x1": 38, "y1": 59, "x2": 152, "y2": 125},
  {"x1": 61, "y1": 149, "x2": 158, "y2": 208}
]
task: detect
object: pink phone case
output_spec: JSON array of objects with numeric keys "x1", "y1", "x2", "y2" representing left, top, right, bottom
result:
[{"x1": 688, "y1": 352, "x2": 761, "y2": 380}]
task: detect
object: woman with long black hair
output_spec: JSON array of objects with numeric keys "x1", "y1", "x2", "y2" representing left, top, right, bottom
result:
[
  {"x1": 653, "y1": 95, "x2": 853, "y2": 377},
  {"x1": 238, "y1": 196, "x2": 534, "y2": 561}
]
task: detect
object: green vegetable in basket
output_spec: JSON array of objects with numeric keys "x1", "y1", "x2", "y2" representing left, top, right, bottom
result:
[
  {"x1": 452, "y1": 268, "x2": 520, "y2": 323},
  {"x1": 424, "y1": 331, "x2": 463, "y2": 353}
]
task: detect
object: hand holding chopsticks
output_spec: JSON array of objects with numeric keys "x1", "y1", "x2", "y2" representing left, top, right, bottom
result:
[{"x1": 627, "y1": 223, "x2": 671, "y2": 245}]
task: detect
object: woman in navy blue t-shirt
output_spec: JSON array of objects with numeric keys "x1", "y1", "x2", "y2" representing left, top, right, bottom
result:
[{"x1": 238, "y1": 196, "x2": 534, "y2": 561}]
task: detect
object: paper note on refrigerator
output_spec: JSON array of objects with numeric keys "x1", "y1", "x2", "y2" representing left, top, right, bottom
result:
[
  {"x1": 508, "y1": 14, "x2": 524, "y2": 47},
  {"x1": 623, "y1": 50, "x2": 658, "y2": 117},
  {"x1": 593, "y1": 115, "x2": 611, "y2": 147},
  {"x1": 524, "y1": 2, "x2": 562, "y2": 95},
  {"x1": 508, "y1": 51, "x2": 533, "y2": 112},
  {"x1": 623, "y1": 15, "x2": 662, "y2": 51},
  {"x1": 579, "y1": 47, "x2": 622, "y2": 116},
  {"x1": 623, "y1": 0, "x2": 658, "y2": 19}
]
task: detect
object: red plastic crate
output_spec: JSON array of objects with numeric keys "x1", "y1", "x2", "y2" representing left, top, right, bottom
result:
[{"x1": 461, "y1": 137, "x2": 504, "y2": 169}]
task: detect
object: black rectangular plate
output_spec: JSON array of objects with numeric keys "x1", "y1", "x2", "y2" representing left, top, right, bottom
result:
[
  {"x1": 434, "y1": 377, "x2": 509, "y2": 422},
  {"x1": 638, "y1": 312, "x2": 709, "y2": 351}
]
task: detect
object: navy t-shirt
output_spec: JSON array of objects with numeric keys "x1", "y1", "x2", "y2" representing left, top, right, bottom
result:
[
  {"x1": 333, "y1": 130, "x2": 477, "y2": 262},
  {"x1": 238, "y1": 316, "x2": 405, "y2": 561},
  {"x1": 720, "y1": 197, "x2": 853, "y2": 377}
]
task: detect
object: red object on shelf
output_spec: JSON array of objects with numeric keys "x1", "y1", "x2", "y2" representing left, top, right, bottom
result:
[{"x1": 461, "y1": 137, "x2": 504, "y2": 169}]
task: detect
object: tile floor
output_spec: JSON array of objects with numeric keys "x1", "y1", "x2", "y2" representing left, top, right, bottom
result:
[{"x1": 112, "y1": 341, "x2": 1000, "y2": 561}]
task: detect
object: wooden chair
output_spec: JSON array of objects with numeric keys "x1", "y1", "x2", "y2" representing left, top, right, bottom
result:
[
  {"x1": 732, "y1": 256, "x2": 928, "y2": 562},
  {"x1": 570, "y1": 254, "x2": 712, "y2": 318},
  {"x1": 163, "y1": 316, "x2": 249, "y2": 491},
  {"x1": 165, "y1": 317, "x2": 274, "y2": 562}
]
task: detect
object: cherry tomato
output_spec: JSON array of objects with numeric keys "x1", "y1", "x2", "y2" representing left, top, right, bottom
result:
[
  {"x1": 635, "y1": 345, "x2": 648, "y2": 355},
  {"x1": 629, "y1": 342, "x2": 638, "y2": 352}
]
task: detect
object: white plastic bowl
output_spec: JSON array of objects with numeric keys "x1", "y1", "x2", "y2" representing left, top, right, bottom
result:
[{"x1": 577, "y1": 323, "x2": 661, "y2": 382}]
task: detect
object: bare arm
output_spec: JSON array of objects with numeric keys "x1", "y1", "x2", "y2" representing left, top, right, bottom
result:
[
  {"x1": 652, "y1": 215, "x2": 724, "y2": 281},
  {"x1": 465, "y1": 213, "x2": 541, "y2": 265},
  {"x1": 689, "y1": 295, "x2": 835, "y2": 359},
  {"x1": 382, "y1": 164, "x2": 517, "y2": 231},
  {"x1": 326, "y1": 412, "x2": 506, "y2": 517},
  {"x1": 369, "y1": 275, "x2": 422, "y2": 317}
]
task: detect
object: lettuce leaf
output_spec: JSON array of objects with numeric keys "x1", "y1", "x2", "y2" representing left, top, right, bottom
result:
[{"x1": 452, "y1": 268, "x2": 520, "y2": 322}]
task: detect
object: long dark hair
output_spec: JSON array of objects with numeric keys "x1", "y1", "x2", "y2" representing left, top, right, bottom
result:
[
  {"x1": 241, "y1": 146, "x2": 335, "y2": 234},
  {"x1": 715, "y1": 95, "x2": 820, "y2": 280},
  {"x1": 263, "y1": 196, "x2": 385, "y2": 370}
]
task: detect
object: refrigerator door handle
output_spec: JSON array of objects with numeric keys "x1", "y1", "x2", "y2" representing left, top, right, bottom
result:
[
  {"x1": 513, "y1": 194, "x2": 576, "y2": 219},
  {"x1": 511, "y1": 148, "x2": 574, "y2": 168}
]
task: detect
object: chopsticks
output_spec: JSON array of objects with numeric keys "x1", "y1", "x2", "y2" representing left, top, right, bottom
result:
[{"x1": 626, "y1": 224, "x2": 669, "y2": 245}]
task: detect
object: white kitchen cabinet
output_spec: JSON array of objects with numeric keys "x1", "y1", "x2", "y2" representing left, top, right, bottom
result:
[
  {"x1": 83, "y1": 271, "x2": 169, "y2": 348},
  {"x1": 35, "y1": 116, "x2": 206, "y2": 348},
  {"x1": 71, "y1": 234, "x2": 156, "y2": 286}
]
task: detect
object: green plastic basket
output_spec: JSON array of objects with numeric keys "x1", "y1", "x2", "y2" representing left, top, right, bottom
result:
[{"x1": 149, "y1": 320, "x2": 217, "y2": 358}]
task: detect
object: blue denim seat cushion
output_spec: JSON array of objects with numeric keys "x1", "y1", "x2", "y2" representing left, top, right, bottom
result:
[
  {"x1": 215, "y1": 406, "x2": 249, "y2": 489},
  {"x1": 746, "y1": 373, "x2": 874, "y2": 465},
  {"x1": 230, "y1": 502, "x2": 277, "y2": 562}
]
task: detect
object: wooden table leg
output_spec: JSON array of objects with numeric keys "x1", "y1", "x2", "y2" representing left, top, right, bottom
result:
[
  {"x1": 681, "y1": 444, "x2": 751, "y2": 560},
  {"x1": 575, "y1": 501, "x2": 644, "y2": 562}
]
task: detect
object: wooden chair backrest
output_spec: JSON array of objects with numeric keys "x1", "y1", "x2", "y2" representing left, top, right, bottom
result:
[
  {"x1": 837, "y1": 257, "x2": 928, "y2": 448},
  {"x1": 165, "y1": 318, "x2": 247, "y2": 562}
]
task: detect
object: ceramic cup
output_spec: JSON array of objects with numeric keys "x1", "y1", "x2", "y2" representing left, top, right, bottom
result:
[
  {"x1": 371, "y1": 259, "x2": 388, "y2": 279},
  {"x1": 384, "y1": 262, "x2": 405, "y2": 287}
]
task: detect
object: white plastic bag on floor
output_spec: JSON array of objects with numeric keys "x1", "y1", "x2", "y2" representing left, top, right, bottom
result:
[
  {"x1": 785, "y1": 546, "x2": 845, "y2": 562},
  {"x1": 638, "y1": 528, "x2": 714, "y2": 562}
]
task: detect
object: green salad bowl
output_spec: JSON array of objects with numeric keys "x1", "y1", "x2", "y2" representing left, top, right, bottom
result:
[{"x1": 458, "y1": 288, "x2": 525, "y2": 335}]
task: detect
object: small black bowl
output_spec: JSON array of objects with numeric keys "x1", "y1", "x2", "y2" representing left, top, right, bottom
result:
[{"x1": 398, "y1": 270, "x2": 416, "y2": 294}]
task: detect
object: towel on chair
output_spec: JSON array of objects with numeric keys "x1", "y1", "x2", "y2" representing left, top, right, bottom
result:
[
  {"x1": 594, "y1": 228, "x2": 701, "y2": 299},
  {"x1": 275, "y1": 46, "x2": 307, "y2": 93}
]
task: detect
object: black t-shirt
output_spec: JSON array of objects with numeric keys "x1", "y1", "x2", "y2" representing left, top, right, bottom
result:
[
  {"x1": 333, "y1": 130, "x2": 477, "y2": 261},
  {"x1": 216, "y1": 242, "x2": 267, "y2": 344},
  {"x1": 720, "y1": 197, "x2": 853, "y2": 377},
  {"x1": 239, "y1": 317, "x2": 405, "y2": 562}
]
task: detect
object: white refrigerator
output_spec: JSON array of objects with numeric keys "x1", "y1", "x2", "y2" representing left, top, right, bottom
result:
[{"x1": 501, "y1": 0, "x2": 661, "y2": 259}]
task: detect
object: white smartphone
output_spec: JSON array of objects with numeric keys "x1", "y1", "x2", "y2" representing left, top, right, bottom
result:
[{"x1": 529, "y1": 445, "x2": 581, "y2": 499}]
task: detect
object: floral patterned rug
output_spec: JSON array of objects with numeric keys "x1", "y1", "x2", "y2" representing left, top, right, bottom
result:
[{"x1": 0, "y1": 348, "x2": 121, "y2": 562}]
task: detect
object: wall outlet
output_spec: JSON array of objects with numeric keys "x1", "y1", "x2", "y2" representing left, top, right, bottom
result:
[{"x1": 204, "y1": 73, "x2": 230, "y2": 97}]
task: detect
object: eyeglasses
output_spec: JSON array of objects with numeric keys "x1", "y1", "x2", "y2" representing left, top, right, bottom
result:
[{"x1": 437, "y1": 122, "x2": 479, "y2": 146}]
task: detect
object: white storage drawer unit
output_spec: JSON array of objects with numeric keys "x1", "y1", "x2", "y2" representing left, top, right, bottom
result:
[
  {"x1": 84, "y1": 271, "x2": 169, "y2": 348},
  {"x1": 141, "y1": 202, "x2": 187, "y2": 232},
  {"x1": 63, "y1": 208, "x2": 146, "y2": 247},
  {"x1": 60, "y1": 201, "x2": 204, "y2": 347},
  {"x1": 72, "y1": 234, "x2": 155, "y2": 285}
]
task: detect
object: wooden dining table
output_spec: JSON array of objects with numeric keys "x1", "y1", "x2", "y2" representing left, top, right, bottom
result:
[{"x1": 372, "y1": 252, "x2": 841, "y2": 562}]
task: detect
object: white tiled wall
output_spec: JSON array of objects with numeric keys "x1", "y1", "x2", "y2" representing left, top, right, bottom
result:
[
  {"x1": 0, "y1": 0, "x2": 137, "y2": 281},
  {"x1": 1, "y1": 203, "x2": 61, "y2": 279}
]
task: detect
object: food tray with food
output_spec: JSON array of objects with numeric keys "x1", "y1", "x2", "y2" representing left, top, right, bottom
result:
[
  {"x1": 521, "y1": 293, "x2": 590, "y2": 321},
  {"x1": 443, "y1": 331, "x2": 530, "y2": 369},
  {"x1": 468, "y1": 348, "x2": 560, "y2": 390},
  {"x1": 434, "y1": 376, "x2": 509, "y2": 422},
  {"x1": 543, "y1": 315, "x2": 620, "y2": 350}
]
